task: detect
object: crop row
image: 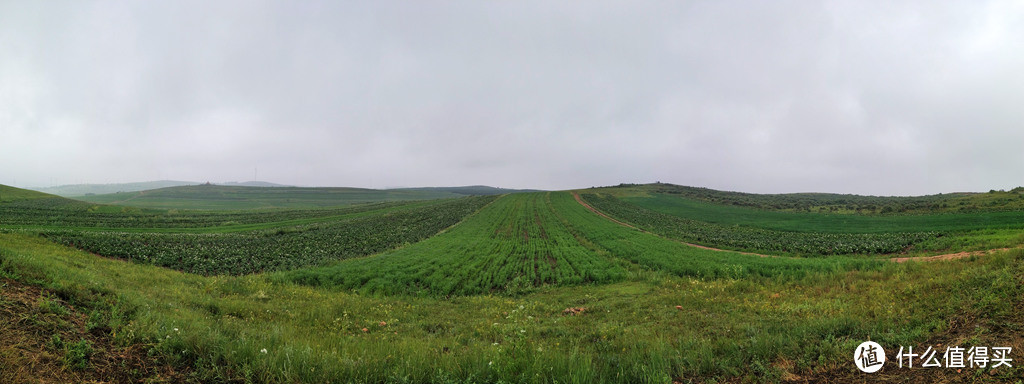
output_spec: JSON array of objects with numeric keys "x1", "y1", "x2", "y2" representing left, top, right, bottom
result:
[
  {"x1": 0, "y1": 197, "x2": 428, "y2": 229},
  {"x1": 283, "y1": 192, "x2": 886, "y2": 296},
  {"x1": 580, "y1": 193, "x2": 938, "y2": 256},
  {"x1": 42, "y1": 196, "x2": 496, "y2": 275},
  {"x1": 551, "y1": 192, "x2": 885, "y2": 279},
  {"x1": 281, "y1": 193, "x2": 628, "y2": 296}
]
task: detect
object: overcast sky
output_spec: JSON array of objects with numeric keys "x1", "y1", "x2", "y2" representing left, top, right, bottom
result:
[{"x1": 1, "y1": 1, "x2": 1022, "y2": 195}]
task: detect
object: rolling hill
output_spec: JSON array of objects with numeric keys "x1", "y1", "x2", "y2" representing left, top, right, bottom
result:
[
  {"x1": 0, "y1": 184, "x2": 59, "y2": 202},
  {"x1": 35, "y1": 180, "x2": 198, "y2": 196}
]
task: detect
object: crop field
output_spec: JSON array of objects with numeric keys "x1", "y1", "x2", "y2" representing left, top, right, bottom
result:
[
  {"x1": 41, "y1": 196, "x2": 496, "y2": 275},
  {"x1": 284, "y1": 193, "x2": 627, "y2": 295},
  {"x1": 621, "y1": 183, "x2": 1024, "y2": 214},
  {"x1": 75, "y1": 185, "x2": 471, "y2": 210},
  {"x1": 0, "y1": 196, "x2": 443, "y2": 231},
  {"x1": 580, "y1": 193, "x2": 939, "y2": 256},
  {"x1": 1, "y1": 183, "x2": 1023, "y2": 383},
  {"x1": 620, "y1": 192, "x2": 1024, "y2": 233}
]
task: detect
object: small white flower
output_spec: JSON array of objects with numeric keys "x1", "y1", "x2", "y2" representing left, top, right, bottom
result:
[
  {"x1": 520, "y1": 329, "x2": 525, "y2": 333},
  {"x1": 488, "y1": 361, "x2": 493, "y2": 366},
  {"x1": 260, "y1": 348, "x2": 268, "y2": 354},
  {"x1": 492, "y1": 342, "x2": 499, "y2": 346},
  {"x1": 518, "y1": 305, "x2": 524, "y2": 310},
  {"x1": 173, "y1": 328, "x2": 179, "y2": 332}
]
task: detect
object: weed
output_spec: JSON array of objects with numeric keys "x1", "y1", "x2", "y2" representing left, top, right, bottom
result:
[{"x1": 63, "y1": 339, "x2": 93, "y2": 370}]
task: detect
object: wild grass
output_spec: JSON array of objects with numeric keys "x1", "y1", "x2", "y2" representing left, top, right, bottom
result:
[{"x1": 3, "y1": 231, "x2": 1021, "y2": 382}]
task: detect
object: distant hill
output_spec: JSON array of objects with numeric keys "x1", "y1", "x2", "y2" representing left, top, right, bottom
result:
[
  {"x1": 37, "y1": 181, "x2": 198, "y2": 197},
  {"x1": 0, "y1": 184, "x2": 60, "y2": 203},
  {"x1": 74, "y1": 185, "x2": 468, "y2": 210},
  {"x1": 392, "y1": 185, "x2": 543, "y2": 196},
  {"x1": 37, "y1": 180, "x2": 293, "y2": 197},
  {"x1": 219, "y1": 181, "x2": 291, "y2": 187}
]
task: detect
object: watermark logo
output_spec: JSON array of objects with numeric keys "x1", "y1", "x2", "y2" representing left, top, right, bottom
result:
[
  {"x1": 856, "y1": 342, "x2": 1013, "y2": 373},
  {"x1": 855, "y1": 341, "x2": 886, "y2": 373}
]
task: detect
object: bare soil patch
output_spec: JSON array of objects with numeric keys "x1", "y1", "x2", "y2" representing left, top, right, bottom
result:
[
  {"x1": 890, "y1": 248, "x2": 1014, "y2": 263},
  {"x1": 0, "y1": 278, "x2": 192, "y2": 384}
]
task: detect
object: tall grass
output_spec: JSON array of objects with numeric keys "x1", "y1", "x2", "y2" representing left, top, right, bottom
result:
[{"x1": 3, "y1": 231, "x2": 1021, "y2": 382}]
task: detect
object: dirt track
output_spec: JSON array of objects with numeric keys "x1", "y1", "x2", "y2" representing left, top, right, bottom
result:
[
  {"x1": 890, "y1": 247, "x2": 1014, "y2": 263},
  {"x1": 571, "y1": 192, "x2": 1017, "y2": 263}
]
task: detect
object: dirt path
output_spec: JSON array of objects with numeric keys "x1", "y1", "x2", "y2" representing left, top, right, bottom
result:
[
  {"x1": 890, "y1": 247, "x2": 1015, "y2": 263},
  {"x1": 572, "y1": 192, "x2": 1018, "y2": 263},
  {"x1": 572, "y1": 192, "x2": 638, "y2": 229}
]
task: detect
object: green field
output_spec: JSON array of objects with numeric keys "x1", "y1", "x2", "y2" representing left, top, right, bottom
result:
[
  {"x1": 75, "y1": 185, "x2": 468, "y2": 210},
  {"x1": 1, "y1": 183, "x2": 1023, "y2": 383},
  {"x1": 616, "y1": 183, "x2": 1024, "y2": 214},
  {"x1": 73, "y1": 184, "x2": 537, "y2": 210},
  {"x1": 621, "y1": 193, "x2": 1024, "y2": 233},
  {"x1": 0, "y1": 184, "x2": 58, "y2": 203}
]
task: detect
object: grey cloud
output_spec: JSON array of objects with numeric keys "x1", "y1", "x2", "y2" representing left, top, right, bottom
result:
[{"x1": 1, "y1": 1, "x2": 1022, "y2": 194}]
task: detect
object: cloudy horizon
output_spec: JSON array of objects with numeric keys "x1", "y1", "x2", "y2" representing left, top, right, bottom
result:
[{"x1": 2, "y1": 1, "x2": 1022, "y2": 195}]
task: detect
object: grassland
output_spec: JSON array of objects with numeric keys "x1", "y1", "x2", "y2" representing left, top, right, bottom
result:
[
  {"x1": 1, "y1": 183, "x2": 1023, "y2": 383},
  {"x1": 0, "y1": 184, "x2": 58, "y2": 203},
  {"x1": 2, "y1": 233, "x2": 1022, "y2": 383}
]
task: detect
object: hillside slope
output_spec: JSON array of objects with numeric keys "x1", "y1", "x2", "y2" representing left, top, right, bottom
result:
[
  {"x1": 36, "y1": 180, "x2": 197, "y2": 196},
  {"x1": 0, "y1": 184, "x2": 60, "y2": 202}
]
